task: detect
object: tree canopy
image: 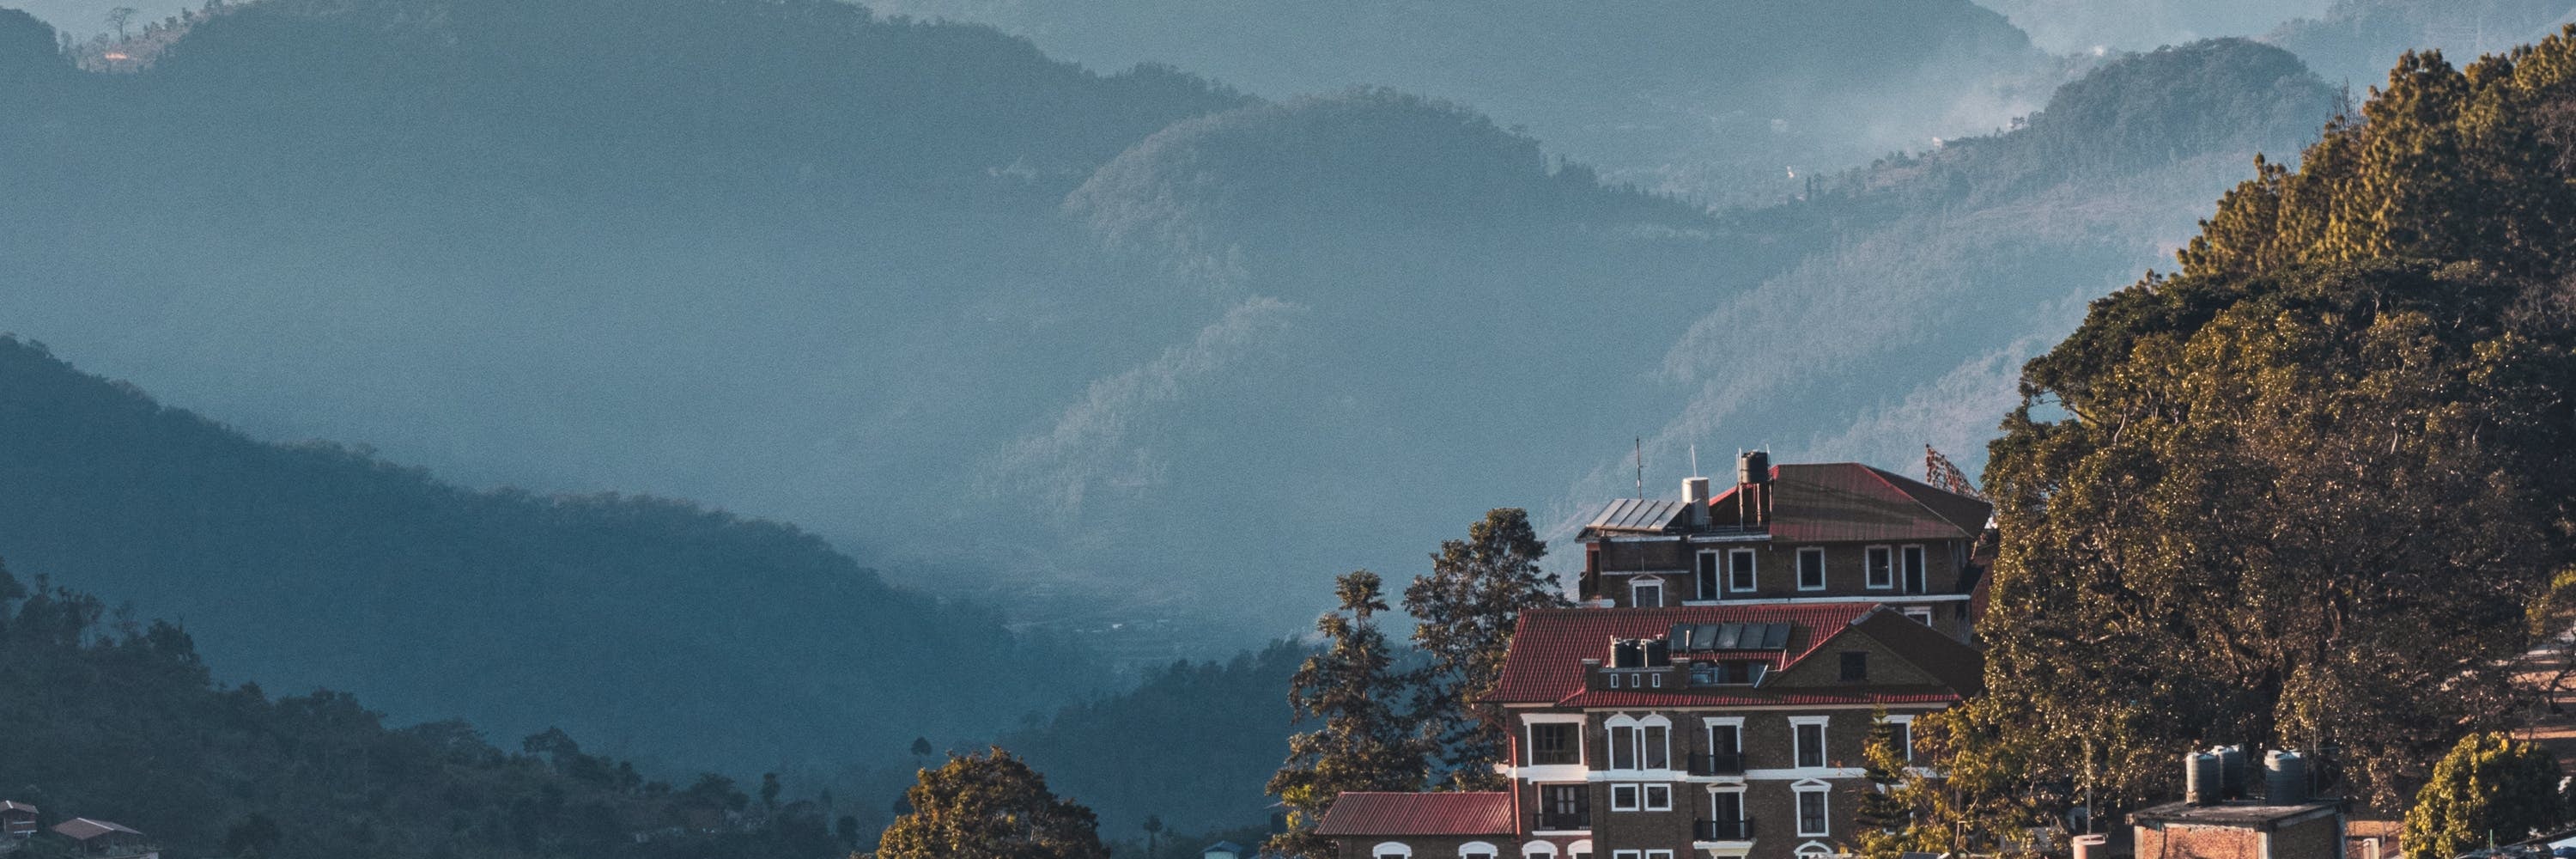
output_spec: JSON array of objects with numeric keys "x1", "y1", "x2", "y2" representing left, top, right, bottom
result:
[
  {"x1": 1969, "y1": 27, "x2": 2576, "y2": 819},
  {"x1": 872, "y1": 748, "x2": 1108, "y2": 859},
  {"x1": 1402, "y1": 508, "x2": 1566, "y2": 790},
  {"x1": 1267, "y1": 570, "x2": 1425, "y2": 857},
  {"x1": 2403, "y1": 732, "x2": 2568, "y2": 858}
]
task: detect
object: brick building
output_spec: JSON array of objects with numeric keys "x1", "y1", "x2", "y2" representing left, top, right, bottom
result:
[{"x1": 1310, "y1": 452, "x2": 1990, "y2": 859}]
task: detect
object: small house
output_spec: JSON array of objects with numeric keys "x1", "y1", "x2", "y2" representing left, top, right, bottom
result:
[
  {"x1": 52, "y1": 819, "x2": 155, "y2": 858},
  {"x1": 0, "y1": 801, "x2": 36, "y2": 842}
]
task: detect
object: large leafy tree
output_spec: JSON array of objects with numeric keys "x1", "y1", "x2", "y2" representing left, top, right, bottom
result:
[
  {"x1": 1402, "y1": 508, "x2": 1568, "y2": 789},
  {"x1": 1267, "y1": 571, "x2": 1426, "y2": 858},
  {"x1": 1970, "y1": 31, "x2": 2576, "y2": 823},
  {"x1": 2403, "y1": 732, "x2": 2567, "y2": 858},
  {"x1": 873, "y1": 747, "x2": 1109, "y2": 859}
]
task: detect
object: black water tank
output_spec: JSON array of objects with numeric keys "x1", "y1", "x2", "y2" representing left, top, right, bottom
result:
[
  {"x1": 1740, "y1": 450, "x2": 1772, "y2": 484},
  {"x1": 2214, "y1": 746, "x2": 2248, "y2": 799},
  {"x1": 2184, "y1": 752, "x2": 2222, "y2": 805},
  {"x1": 2265, "y1": 751, "x2": 2306, "y2": 803}
]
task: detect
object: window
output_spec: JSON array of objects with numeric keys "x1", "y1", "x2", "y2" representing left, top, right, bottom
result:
[
  {"x1": 1645, "y1": 852, "x2": 1673, "y2": 859},
  {"x1": 1530, "y1": 722, "x2": 1578, "y2": 765},
  {"x1": 1704, "y1": 720, "x2": 1744, "y2": 775},
  {"x1": 1710, "y1": 790, "x2": 1747, "y2": 836},
  {"x1": 1538, "y1": 784, "x2": 1588, "y2": 831},
  {"x1": 1375, "y1": 844, "x2": 1413, "y2": 859},
  {"x1": 1643, "y1": 783, "x2": 1673, "y2": 812},
  {"x1": 1643, "y1": 722, "x2": 1669, "y2": 770},
  {"x1": 1864, "y1": 545, "x2": 1893, "y2": 589},
  {"x1": 1796, "y1": 547, "x2": 1826, "y2": 590},
  {"x1": 1610, "y1": 783, "x2": 1641, "y2": 812},
  {"x1": 1901, "y1": 606, "x2": 1935, "y2": 626},
  {"x1": 1609, "y1": 723, "x2": 1637, "y2": 771},
  {"x1": 1727, "y1": 549, "x2": 1757, "y2": 592},
  {"x1": 1901, "y1": 545, "x2": 1928, "y2": 592},
  {"x1": 1794, "y1": 719, "x2": 1828, "y2": 768},
  {"x1": 1461, "y1": 842, "x2": 1499, "y2": 859},
  {"x1": 1795, "y1": 786, "x2": 1831, "y2": 837},
  {"x1": 1840, "y1": 651, "x2": 1868, "y2": 681},
  {"x1": 1885, "y1": 716, "x2": 1915, "y2": 763},
  {"x1": 1695, "y1": 550, "x2": 1721, "y2": 600},
  {"x1": 1608, "y1": 716, "x2": 1668, "y2": 771},
  {"x1": 1630, "y1": 578, "x2": 1663, "y2": 607},
  {"x1": 1691, "y1": 661, "x2": 1764, "y2": 685},
  {"x1": 1612, "y1": 852, "x2": 1640, "y2": 859},
  {"x1": 1567, "y1": 840, "x2": 1592, "y2": 859},
  {"x1": 1522, "y1": 844, "x2": 1558, "y2": 859}
]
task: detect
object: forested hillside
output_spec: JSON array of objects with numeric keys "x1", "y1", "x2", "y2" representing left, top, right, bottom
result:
[
  {"x1": 0, "y1": 564, "x2": 844, "y2": 859},
  {"x1": 2267, "y1": 0, "x2": 2576, "y2": 86},
  {"x1": 870, "y1": 0, "x2": 2068, "y2": 202},
  {"x1": 999, "y1": 643, "x2": 1308, "y2": 840},
  {"x1": 1574, "y1": 37, "x2": 2342, "y2": 517},
  {"x1": 0, "y1": 337, "x2": 1099, "y2": 770}
]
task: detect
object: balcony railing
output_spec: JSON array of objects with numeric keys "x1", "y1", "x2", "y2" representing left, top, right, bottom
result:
[
  {"x1": 1696, "y1": 818, "x2": 1755, "y2": 841},
  {"x1": 1531, "y1": 811, "x2": 1590, "y2": 832},
  {"x1": 1690, "y1": 752, "x2": 1746, "y2": 776}
]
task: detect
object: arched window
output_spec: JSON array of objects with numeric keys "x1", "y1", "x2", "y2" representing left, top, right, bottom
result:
[
  {"x1": 1373, "y1": 843, "x2": 1413, "y2": 859},
  {"x1": 1795, "y1": 842, "x2": 1833, "y2": 857},
  {"x1": 1460, "y1": 841, "x2": 1499, "y2": 859},
  {"x1": 1566, "y1": 839, "x2": 1594, "y2": 859},
  {"x1": 1522, "y1": 841, "x2": 1558, "y2": 859}
]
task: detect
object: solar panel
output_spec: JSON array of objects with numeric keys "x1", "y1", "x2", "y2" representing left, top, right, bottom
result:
[
  {"x1": 1694, "y1": 624, "x2": 1722, "y2": 650},
  {"x1": 1713, "y1": 623, "x2": 1743, "y2": 649},
  {"x1": 1758, "y1": 623, "x2": 1791, "y2": 649}
]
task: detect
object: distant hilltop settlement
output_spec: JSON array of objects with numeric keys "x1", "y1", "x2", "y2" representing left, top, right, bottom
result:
[
  {"x1": 1, "y1": 801, "x2": 158, "y2": 858},
  {"x1": 1307, "y1": 450, "x2": 2509, "y2": 859}
]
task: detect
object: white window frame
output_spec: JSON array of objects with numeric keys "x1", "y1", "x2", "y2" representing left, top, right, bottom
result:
[
  {"x1": 1522, "y1": 842, "x2": 1558, "y2": 859},
  {"x1": 1641, "y1": 715, "x2": 1671, "y2": 771},
  {"x1": 1643, "y1": 783, "x2": 1673, "y2": 812},
  {"x1": 1630, "y1": 576, "x2": 1664, "y2": 607},
  {"x1": 1796, "y1": 547, "x2": 1827, "y2": 591},
  {"x1": 1609, "y1": 783, "x2": 1642, "y2": 812},
  {"x1": 1727, "y1": 548, "x2": 1758, "y2": 593},
  {"x1": 1567, "y1": 840, "x2": 1592, "y2": 859},
  {"x1": 1794, "y1": 843, "x2": 1833, "y2": 857},
  {"x1": 1708, "y1": 783, "x2": 1748, "y2": 826},
  {"x1": 1884, "y1": 715, "x2": 1916, "y2": 763},
  {"x1": 1607, "y1": 716, "x2": 1638, "y2": 771},
  {"x1": 1790, "y1": 716, "x2": 1830, "y2": 769},
  {"x1": 1794, "y1": 779, "x2": 1833, "y2": 838},
  {"x1": 1863, "y1": 545, "x2": 1893, "y2": 589},
  {"x1": 1646, "y1": 852, "x2": 1674, "y2": 859},
  {"x1": 1901, "y1": 544, "x2": 1927, "y2": 592},
  {"x1": 1375, "y1": 844, "x2": 1414, "y2": 859},
  {"x1": 1901, "y1": 606, "x2": 1935, "y2": 626},
  {"x1": 1461, "y1": 842, "x2": 1499, "y2": 859},
  {"x1": 1525, "y1": 713, "x2": 1586, "y2": 769},
  {"x1": 1611, "y1": 852, "x2": 1641, "y2": 859},
  {"x1": 1695, "y1": 549, "x2": 1722, "y2": 600}
]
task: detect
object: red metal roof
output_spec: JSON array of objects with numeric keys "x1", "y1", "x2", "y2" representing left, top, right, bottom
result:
[
  {"x1": 1488, "y1": 603, "x2": 1880, "y2": 704},
  {"x1": 1552, "y1": 688, "x2": 1963, "y2": 708},
  {"x1": 1313, "y1": 792, "x2": 1516, "y2": 837},
  {"x1": 0, "y1": 801, "x2": 33, "y2": 813},
  {"x1": 1704, "y1": 463, "x2": 1992, "y2": 543}
]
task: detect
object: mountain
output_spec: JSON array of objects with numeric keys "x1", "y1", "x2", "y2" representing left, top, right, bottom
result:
[
  {"x1": 1976, "y1": 0, "x2": 2332, "y2": 54},
  {"x1": 2266, "y1": 0, "x2": 2576, "y2": 86},
  {"x1": 0, "y1": 564, "x2": 843, "y2": 859},
  {"x1": 1563, "y1": 38, "x2": 2342, "y2": 522},
  {"x1": 867, "y1": 0, "x2": 2069, "y2": 203},
  {"x1": 0, "y1": 337, "x2": 1103, "y2": 771}
]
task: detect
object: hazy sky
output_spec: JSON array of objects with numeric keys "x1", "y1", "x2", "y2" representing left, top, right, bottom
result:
[{"x1": 21, "y1": 0, "x2": 2341, "y2": 51}]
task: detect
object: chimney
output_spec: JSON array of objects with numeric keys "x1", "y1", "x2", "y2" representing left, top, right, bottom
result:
[{"x1": 1682, "y1": 477, "x2": 1711, "y2": 527}]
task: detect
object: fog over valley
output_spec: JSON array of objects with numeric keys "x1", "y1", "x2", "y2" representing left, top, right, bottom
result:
[{"x1": 4, "y1": 0, "x2": 2567, "y2": 850}]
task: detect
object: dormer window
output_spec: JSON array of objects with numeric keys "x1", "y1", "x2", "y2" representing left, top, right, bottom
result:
[{"x1": 1688, "y1": 661, "x2": 1765, "y2": 686}]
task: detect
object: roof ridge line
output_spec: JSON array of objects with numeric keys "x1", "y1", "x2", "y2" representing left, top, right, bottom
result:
[{"x1": 1856, "y1": 463, "x2": 1974, "y2": 540}]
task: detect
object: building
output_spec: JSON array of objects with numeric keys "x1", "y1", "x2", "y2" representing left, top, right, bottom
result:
[
  {"x1": 1, "y1": 801, "x2": 36, "y2": 843},
  {"x1": 1201, "y1": 840, "x2": 1249, "y2": 859},
  {"x1": 1315, "y1": 792, "x2": 1517, "y2": 859},
  {"x1": 2127, "y1": 749, "x2": 2344, "y2": 859},
  {"x1": 1492, "y1": 602, "x2": 1984, "y2": 859},
  {"x1": 1577, "y1": 454, "x2": 1993, "y2": 640},
  {"x1": 51, "y1": 819, "x2": 155, "y2": 859},
  {"x1": 1310, "y1": 452, "x2": 1990, "y2": 859}
]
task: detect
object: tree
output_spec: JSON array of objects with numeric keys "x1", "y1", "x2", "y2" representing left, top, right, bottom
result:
[
  {"x1": 1402, "y1": 509, "x2": 1567, "y2": 789},
  {"x1": 2403, "y1": 733, "x2": 2567, "y2": 858},
  {"x1": 221, "y1": 813, "x2": 281, "y2": 857},
  {"x1": 911, "y1": 736, "x2": 934, "y2": 762},
  {"x1": 760, "y1": 772, "x2": 782, "y2": 811},
  {"x1": 874, "y1": 746, "x2": 1109, "y2": 859},
  {"x1": 1267, "y1": 570, "x2": 1426, "y2": 857},
  {"x1": 1141, "y1": 813, "x2": 1163, "y2": 859},
  {"x1": 1850, "y1": 712, "x2": 1911, "y2": 843},
  {"x1": 104, "y1": 7, "x2": 132, "y2": 40},
  {"x1": 1957, "y1": 30, "x2": 2576, "y2": 824}
]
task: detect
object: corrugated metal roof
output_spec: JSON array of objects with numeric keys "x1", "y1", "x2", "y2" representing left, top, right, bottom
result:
[
  {"x1": 53, "y1": 819, "x2": 142, "y2": 841},
  {"x1": 1585, "y1": 498, "x2": 1687, "y2": 533},
  {"x1": 0, "y1": 801, "x2": 34, "y2": 813},
  {"x1": 1704, "y1": 462, "x2": 1993, "y2": 543},
  {"x1": 1313, "y1": 792, "x2": 1516, "y2": 837}
]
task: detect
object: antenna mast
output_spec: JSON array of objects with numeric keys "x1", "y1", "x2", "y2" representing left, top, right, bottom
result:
[{"x1": 1634, "y1": 436, "x2": 1644, "y2": 499}]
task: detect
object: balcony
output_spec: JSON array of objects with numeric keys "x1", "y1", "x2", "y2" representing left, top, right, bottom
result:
[
  {"x1": 1531, "y1": 811, "x2": 1590, "y2": 832},
  {"x1": 1696, "y1": 818, "x2": 1755, "y2": 841},
  {"x1": 1690, "y1": 752, "x2": 1746, "y2": 776}
]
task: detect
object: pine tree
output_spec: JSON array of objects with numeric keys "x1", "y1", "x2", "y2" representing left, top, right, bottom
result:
[
  {"x1": 1403, "y1": 509, "x2": 1567, "y2": 789},
  {"x1": 1267, "y1": 570, "x2": 1426, "y2": 858},
  {"x1": 1848, "y1": 710, "x2": 1935, "y2": 859},
  {"x1": 2403, "y1": 733, "x2": 2567, "y2": 859},
  {"x1": 874, "y1": 747, "x2": 1109, "y2": 859}
]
